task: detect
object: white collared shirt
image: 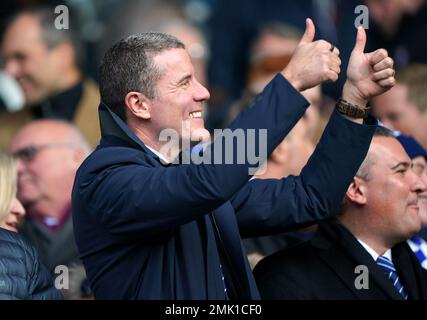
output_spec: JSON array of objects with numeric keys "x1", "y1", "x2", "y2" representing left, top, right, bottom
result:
[
  {"x1": 145, "y1": 145, "x2": 170, "y2": 164},
  {"x1": 357, "y1": 238, "x2": 392, "y2": 261}
]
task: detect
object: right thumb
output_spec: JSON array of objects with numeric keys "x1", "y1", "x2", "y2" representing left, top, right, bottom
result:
[
  {"x1": 299, "y1": 18, "x2": 315, "y2": 44},
  {"x1": 353, "y1": 26, "x2": 366, "y2": 53}
]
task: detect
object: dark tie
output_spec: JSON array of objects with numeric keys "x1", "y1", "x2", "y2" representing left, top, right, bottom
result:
[{"x1": 376, "y1": 255, "x2": 409, "y2": 299}]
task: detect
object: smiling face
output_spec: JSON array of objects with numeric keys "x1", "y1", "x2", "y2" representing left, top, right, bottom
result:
[
  {"x1": 1, "y1": 14, "x2": 64, "y2": 106},
  {"x1": 364, "y1": 137, "x2": 426, "y2": 243},
  {"x1": 1, "y1": 197, "x2": 25, "y2": 233},
  {"x1": 147, "y1": 48, "x2": 210, "y2": 145},
  {"x1": 9, "y1": 121, "x2": 86, "y2": 216}
]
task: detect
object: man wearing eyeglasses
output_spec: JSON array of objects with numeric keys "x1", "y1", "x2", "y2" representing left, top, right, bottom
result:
[{"x1": 9, "y1": 120, "x2": 91, "y2": 276}]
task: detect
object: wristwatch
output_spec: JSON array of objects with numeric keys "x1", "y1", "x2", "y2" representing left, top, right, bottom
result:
[{"x1": 336, "y1": 98, "x2": 371, "y2": 119}]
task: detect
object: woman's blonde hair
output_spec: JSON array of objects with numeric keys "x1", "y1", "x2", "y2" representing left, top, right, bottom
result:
[{"x1": 0, "y1": 152, "x2": 17, "y2": 223}]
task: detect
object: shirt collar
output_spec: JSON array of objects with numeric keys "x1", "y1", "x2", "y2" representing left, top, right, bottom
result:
[
  {"x1": 357, "y1": 238, "x2": 392, "y2": 261},
  {"x1": 145, "y1": 145, "x2": 170, "y2": 164}
]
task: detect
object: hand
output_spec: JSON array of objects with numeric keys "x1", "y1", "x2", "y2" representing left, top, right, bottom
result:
[
  {"x1": 281, "y1": 18, "x2": 341, "y2": 91},
  {"x1": 343, "y1": 27, "x2": 395, "y2": 106}
]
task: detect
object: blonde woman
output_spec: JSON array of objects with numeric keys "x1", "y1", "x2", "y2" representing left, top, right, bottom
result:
[
  {"x1": 0, "y1": 152, "x2": 62, "y2": 299},
  {"x1": 0, "y1": 152, "x2": 25, "y2": 232}
]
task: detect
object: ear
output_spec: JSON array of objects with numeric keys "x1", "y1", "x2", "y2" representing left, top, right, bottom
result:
[
  {"x1": 346, "y1": 177, "x2": 367, "y2": 205},
  {"x1": 124, "y1": 91, "x2": 152, "y2": 120}
]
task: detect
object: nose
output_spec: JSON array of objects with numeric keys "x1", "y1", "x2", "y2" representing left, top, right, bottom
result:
[
  {"x1": 411, "y1": 172, "x2": 427, "y2": 195},
  {"x1": 10, "y1": 197, "x2": 26, "y2": 218},
  {"x1": 194, "y1": 79, "x2": 210, "y2": 102}
]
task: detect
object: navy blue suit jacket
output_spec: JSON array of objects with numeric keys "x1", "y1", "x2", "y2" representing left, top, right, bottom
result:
[{"x1": 72, "y1": 74, "x2": 376, "y2": 299}]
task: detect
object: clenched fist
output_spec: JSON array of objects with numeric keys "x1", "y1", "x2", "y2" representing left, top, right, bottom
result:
[{"x1": 281, "y1": 18, "x2": 341, "y2": 91}]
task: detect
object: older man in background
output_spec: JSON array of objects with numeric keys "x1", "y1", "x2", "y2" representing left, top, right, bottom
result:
[{"x1": 10, "y1": 120, "x2": 91, "y2": 274}]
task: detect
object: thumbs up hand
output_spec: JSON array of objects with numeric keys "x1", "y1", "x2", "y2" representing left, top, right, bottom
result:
[
  {"x1": 343, "y1": 27, "x2": 395, "y2": 107},
  {"x1": 281, "y1": 18, "x2": 341, "y2": 91}
]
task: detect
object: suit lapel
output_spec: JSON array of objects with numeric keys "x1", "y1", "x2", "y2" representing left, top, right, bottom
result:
[{"x1": 314, "y1": 219, "x2": 404, "y2": 300}]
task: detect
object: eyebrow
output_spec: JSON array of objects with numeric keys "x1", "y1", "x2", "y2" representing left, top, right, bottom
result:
[{"x1": 390, "y1": 162, "x2": 411, "y2": 170}]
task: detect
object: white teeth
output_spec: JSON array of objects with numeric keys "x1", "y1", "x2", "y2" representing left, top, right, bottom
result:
[{"x1": 189, "y1": 111, "x2": 202, "y2": 118}]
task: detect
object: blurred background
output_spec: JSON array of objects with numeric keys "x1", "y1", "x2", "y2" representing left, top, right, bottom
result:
[{"x1": 1, "y1": 0, "x2": 426, "y2": 131}]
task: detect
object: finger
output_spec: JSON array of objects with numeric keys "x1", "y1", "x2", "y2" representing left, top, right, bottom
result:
[
  {"x1": 372, "y1": 68, "x2": 394, "y2": 81},
  {"x1": 331, "y1": 45, "x2": 340, "y2": 56},
  {"x1": 378, "y1": 77, "x2": 396, "y2": 88},
  {"x1": 353, "y1": 26, "x2": 366, "y2": 53},
  {"x1": 330, "y1": 64, "x2": 341, "y2": 75},
  {"x1": 373, "y1": 57, "x2": 394, "y2": 72},
  {"x1": 330, "y1": 54, "x2": 342, "y2": 67},
  {"x1": 324, "y1": 70, "x2": 339, "y2": 83},
  {"x1": 299, "y1": 18, "x2": 315, "y2": 44},
  {"x1": 329, "y1": 57, "x2": 341, "y2": 74},
  {"x1": 366, "y1": 49, "x2": 388, "y2": 65}
]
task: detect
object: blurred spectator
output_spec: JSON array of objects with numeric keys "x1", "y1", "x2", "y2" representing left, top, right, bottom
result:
[
  {"x1": 373, "y1": 64, "x2": 427, "y2": 149},
  {"x1": 0, "y1": 6, "x2": 100, "y2": 149},
  {"x1": 0, "y1": 71, "x2": 24, "y2": 113},
  {"x1": 207, "y1": 0, "x2": 363, "y2": 130},
  {"x1": 366, "y1": 0, "x2": 427, "y2": 66},
  {"x1": 0, "y1": 151, "x2": 62, "y2": 300},
  {"x1": 397, "y1": 134, "x2": 427, "y2": 269},
  {"x1": 0, "y1": 151, "x2": 25, "y2": 233},
  {"x1": 255, "y1": 127, "x2": 427, "y2": 299},
  {"x1": 10, "y1": 120, "x2": 90, "y2": 274}
]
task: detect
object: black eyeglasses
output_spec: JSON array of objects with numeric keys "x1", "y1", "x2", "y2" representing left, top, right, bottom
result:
[{"x1": 12, "y1": 143, "x2": 75, "y2": 163}]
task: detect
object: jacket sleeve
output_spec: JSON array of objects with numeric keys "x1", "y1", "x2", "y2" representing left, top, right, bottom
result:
[
  {"x1": 26, "y1": 243, "x2": 63, "y2": 300},
  {"x1": 75, "y1": 74, "x2": 309, "y2": 238},
  {"x1": 231, "y1": 109, "x2": 376, "y2": 238}
]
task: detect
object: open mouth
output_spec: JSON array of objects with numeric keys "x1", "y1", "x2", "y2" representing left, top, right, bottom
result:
[{"x1": 189, "y1": 111, "x2": 202, "y2": 119}]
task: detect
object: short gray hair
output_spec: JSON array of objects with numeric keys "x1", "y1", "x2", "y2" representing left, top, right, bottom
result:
[
  {"x1": 355, "y1": 126, "x2": 395, "y2": 181},
  {"x1": 99, "y1": 32, "x2": 185, "y2": 121}
]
